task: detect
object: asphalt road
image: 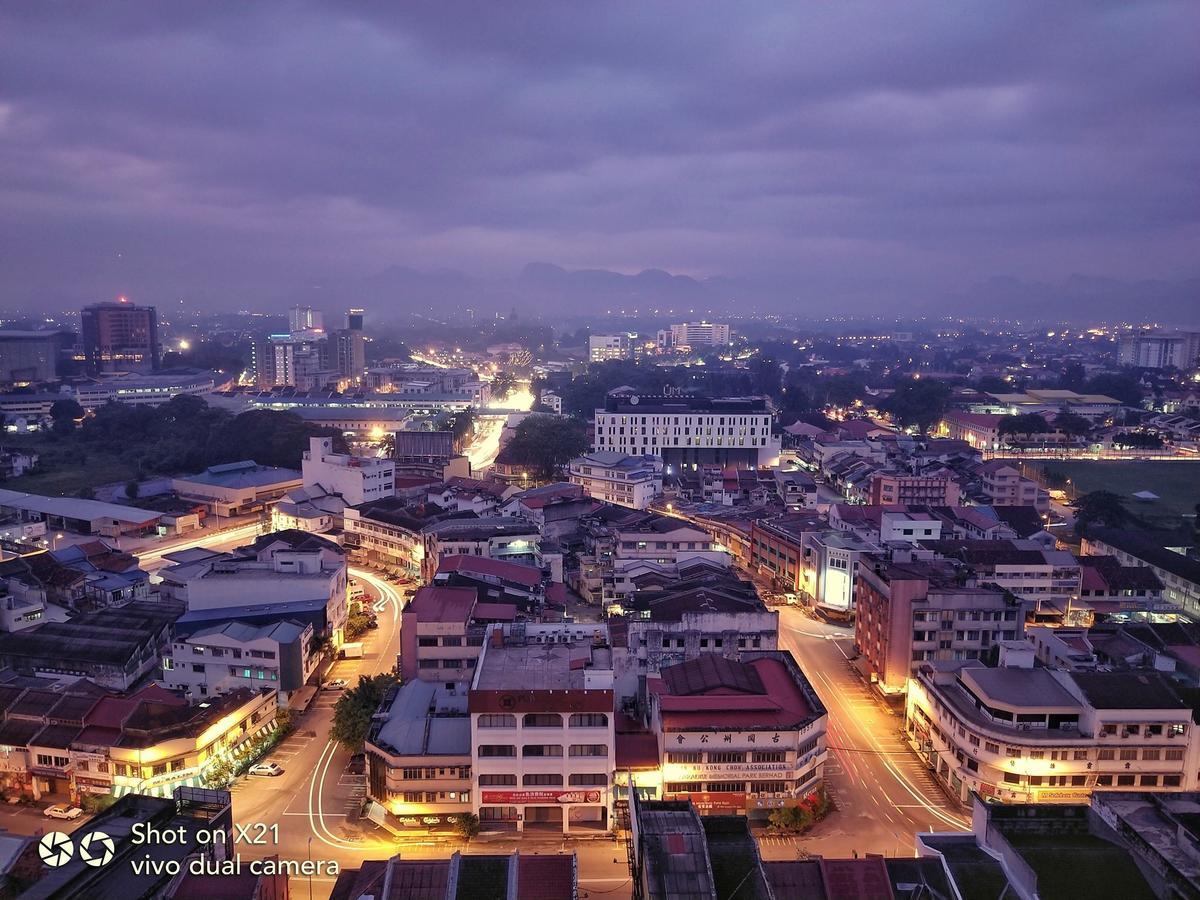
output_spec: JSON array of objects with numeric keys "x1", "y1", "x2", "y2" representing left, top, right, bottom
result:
[{"x1": 769, "y1": 606, "x2": 970, "y2": 860}]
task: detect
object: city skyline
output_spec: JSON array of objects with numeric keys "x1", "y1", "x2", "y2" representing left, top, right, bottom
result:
[{"x1": 0, "y1": 2, "x2": 1196, "y2": 317}]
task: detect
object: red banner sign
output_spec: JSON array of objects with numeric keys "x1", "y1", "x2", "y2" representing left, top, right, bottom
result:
[{"x1": 481, "y1": 789, "x2": 602, "y2": 805}]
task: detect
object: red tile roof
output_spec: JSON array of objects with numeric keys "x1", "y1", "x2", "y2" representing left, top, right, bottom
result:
[
  {"x1": 437, "y1": 554, "x2": 542, "y2": 588},
  {"x1": 517, "y1": 854, "x2": 576, "y2": 900},
  {"x1": 404, "y1": 586, "x2": 478, "y2": 624},
  {"x1": 655, "y1": 655, "x2": 815, "y2": 730}
]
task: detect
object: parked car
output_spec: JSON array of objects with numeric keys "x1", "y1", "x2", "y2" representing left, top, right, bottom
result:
[
  {"x1": 248, "y1": 762, "x2": 284, "y2": 777},
  {"x1": 347, "y1": 753, "x2": 366, "y2": 775},
  {"x1": 43, "y1": 804, "x2": 83, "y2": 821},
  {"x1": 323, "y1": 678, "x2": 348, "y2": 691}
]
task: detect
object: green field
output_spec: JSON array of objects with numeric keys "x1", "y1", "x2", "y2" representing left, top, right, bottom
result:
[
  {"x1": 1024, "y1": 459, "x2": 1200, "y2": 529},
  {"x1": 0, "y1": 433, "x2": 140, "y2": 497}
]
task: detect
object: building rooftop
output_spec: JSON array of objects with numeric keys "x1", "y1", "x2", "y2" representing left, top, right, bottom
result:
[
  {"x1": 0, "y1": 488, "x2": 161, "y2": 526},
  {"x1": 960, "y1": 666, "x2": 1080, "y2": 710},
  {"x1": 174, "y1": 460, "x2": 301, "y2": 489},
  {"x1": 372, "y1": 680, "x2": 470, "y2": 758},
  {"x1": 404, "y1": 585, "x2": 478, "y2": 625},
  {"x1": 436, "y1": 554, "x2": 542, "y2": 588},
  {"x1": 1086, "y1": 527, "x2": 1200, "y2": 586},
  {"x1": 473, "y1": 639, "x2": 608, "y2": 693},
  {"x1": 653, "y1": 652, "x2": 823, "y2": 731},
  {"x1": 1070, "y1": 670, "x2": 1188, "y2": 710},
  {"x1": 636, "y1": 800, "x2": 719, "y2": 900}
]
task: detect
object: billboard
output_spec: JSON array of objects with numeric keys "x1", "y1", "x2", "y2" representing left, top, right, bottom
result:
[{"x1": 480, "y1": 789, "x2": 602, "y2": 805}]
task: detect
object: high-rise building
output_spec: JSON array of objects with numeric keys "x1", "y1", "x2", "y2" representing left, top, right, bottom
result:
[
  {"x1": 0, "y1": 330, "x2": 70, "y2": 384},
  {"x1": 252, "y1": 332, "x2": 333, "y2": 388},
  {"x1": 669, "y1": 321, "x2": 731, "y2": 349},
  {"x1": 80, "y1": 301, "x2": 160, "y2": 374},
  {"x1": 335, "y1": 307, "x2": 367, "y2": 381},
  {"x1": 1117, "y1": 330, "x2": 1200, "y2": 370},
  {"x1": 288, "y1": 305, "x2": 323, "y2": 333}
]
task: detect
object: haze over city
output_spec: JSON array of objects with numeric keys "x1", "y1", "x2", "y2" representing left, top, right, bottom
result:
[{"x1": 1, "y1": 2, "x2": 1198, "y2": 320}]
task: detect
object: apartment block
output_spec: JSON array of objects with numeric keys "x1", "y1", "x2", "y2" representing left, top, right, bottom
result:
[
  {"x1": 855, "y1": 558, "x2": 1029, "y2": 694},
  {"x1": 569, "y1": 451, "x2": 664, "y2": 510}
]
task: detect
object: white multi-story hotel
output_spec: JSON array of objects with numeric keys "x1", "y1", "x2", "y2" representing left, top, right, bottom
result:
[
  {"x1": 588, "y1": 334, "x2": 632, "y2": 363},
  {"x1": 906, "y1": 651, "x2": 1195, "y2": 805},
  {"x1": 593, "y1": 393, "x2": 779, "y2": 470},
  {"x1": 470, "y1": 624, "x2": 616, "y2": 834},
  {"x1": 301, "y1": 436, "x2": 395, "y2": 506},
  {"x1": 568, "y1": 451, "x2": 663, "y2": 510},
  {"x1": 669, "y1": 322, "x2": 731, "y2": 348}
]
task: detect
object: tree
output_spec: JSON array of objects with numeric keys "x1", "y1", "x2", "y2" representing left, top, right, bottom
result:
[
  {"x1": 1059, "y1": 362, "x2": 1087, "y2": 392},
  {"x1": 330, "y1": 673, "x2": 398, "y2": 751},
  {"x1": 998, "y1": 413, "x2": 1051, "y2": 442},
  {"x1": 491, "y1": 372, "x2": 516, "y2": 401},
  {"x1": 499, "y1": 414, "x2": 589, "y2": 479},
  {"x1": 1085, "y1": 373, "x2": 1144, "y2": 407},
  {"x1": 49, "y1": 398, "x2": 84, "y2": 435},
  {"x1": 1052, "y1": 410, "x2": 1092, "y2": 441},
  {"x1": 454, "y1": 812, "x2": 481, "y2": 841},
  {"x1": 345, "y1": 610, "x2": 373, "y2": 640},
  {"x1": 1074, "y1": 490, "x2": 1132, "y2": 536},
  {"x1": 879, "y1": 379, "x2": 951, "y2": 433}
]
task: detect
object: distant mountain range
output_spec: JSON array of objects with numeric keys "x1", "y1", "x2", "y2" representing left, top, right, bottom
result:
[{"x1": 290, "y1": 264, "x2": 1199, "y2": 326}]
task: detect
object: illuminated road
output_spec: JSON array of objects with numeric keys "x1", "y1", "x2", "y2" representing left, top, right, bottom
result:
[
  {"x1": 135, "y1": 521, "x2": 264, "y2": 575},
  {"x1": 464, "y1": 415, "x2": 505, "y2": 472},
  {"x1": 766, "y1": 606, "x2": 969, "y2": 859}
]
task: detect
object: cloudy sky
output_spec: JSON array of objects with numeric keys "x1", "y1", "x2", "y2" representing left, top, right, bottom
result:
[{"x1": 1, "y1": 2, "x2": 1196, "y2": 314}]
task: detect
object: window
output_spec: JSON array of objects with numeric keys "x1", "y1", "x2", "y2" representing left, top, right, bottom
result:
[
  {"x1": 1163, "y1": 775, "x2": 1182, "y2": 787},
  {"x1": 569, "y1": 773, "x2": 608, "y2": 786},
  {"x1": 1071, "y1": 775, "x2": 1087, "y2": 786},
  {"x1": 523, "y1": 774, "x2": 563, "y2": 786},
  {"x1": 1097, "y1": 748, "x2": 1115, "y2": 761},
  {"x1": 478, "y1": 745, "x2": 516, "y2": 758},
  {"x1": 708, "y1": 752, "x2": 745, "y2": 764},
  {"x1": 753, "y1": 751, "x2": 785, "y2": 763},
  {"x1": 1165, "y1": 748, "x2": 1185, "y2": 761},
  {"x1": 1003, "y1": 772, "x2": 1020, "y2": 784},
  {"x1": 477, "y1": 714, "x2": 516, "y2": 728},
  {"x1": 705, "y1": 781, "x2": 745, "y2": 793},
  {"x1": 1096, "y1": 775, "x2": 1113, "y2": 786},
  {"x1": 418, "y1": 637, "x2": 439, "y2": 647},
  {"x1": 750, "y1": 781, "x2": 788, "y2": 794},
  {"x1": 667, "y1": 752, "x2": 702, "y2": 764},
  {"x1": 569, "y1": 744, "x2": 608, "y2": 758},
  {"x1": 1119, "y1": 748, "x2": 1138, "y2": 761},
  {"x1": 569, "y1": 713, "x2": 608, "y2": 728},
  {"x1": 1116, "y1": 775, "x2": 1136, "y2": 787},
  {"x1": 522, "y1": 744, "x2": 563, "y2": 758},
  {"x1": 1140, "y1": 775, "x2": 1159, "y2": 787},
  {"x1": 665, "y1": 782, "x2": 699, "y2": 793},
  {"x1": 523, "y1": 713, "x2": 562, "y2": 728},
  {"x1": 985, "y1": 742, "x2": 1000, "y2": 755},
  {"x1": 478, "y1": 774, "x2": 516, "y2": 786},
  {"x1": 1073, "y1": 750, "x2": 1089, "y2": 761},
  {"x1": 1142, "y1": 748, "x2": 1160, "y2": 761}
]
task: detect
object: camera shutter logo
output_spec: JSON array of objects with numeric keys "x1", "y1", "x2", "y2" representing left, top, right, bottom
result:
[
  {"x1": 78, "y1": 831, "x2": 115, "y2": 867},
  {"x1": 38, "y1": 832, "x2": 74, "y2": 868}
]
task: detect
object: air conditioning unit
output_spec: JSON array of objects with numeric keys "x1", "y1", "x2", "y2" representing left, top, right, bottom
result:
[{"x1": 774, "y1": 792, "x2": 786, "y2": 798}]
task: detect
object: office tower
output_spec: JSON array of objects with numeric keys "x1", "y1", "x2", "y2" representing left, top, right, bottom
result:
[{"x1": 80, "y1": 300, "x2": 160, "y2": 374}]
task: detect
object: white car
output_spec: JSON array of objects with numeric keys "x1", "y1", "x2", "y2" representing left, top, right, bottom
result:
[
  {"x1": 323, "y1": 679, "x2": 348, "y2": 691},
  {"x1": 43, "y1": 804, "x2": 83, "y2": 820},
  {"x1": 248, "y1": 762, "x2": 284, "y2": 777}
]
